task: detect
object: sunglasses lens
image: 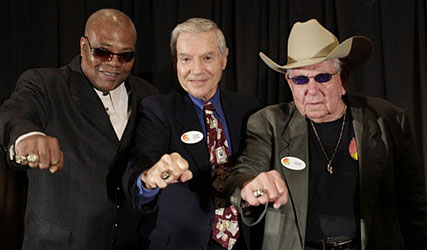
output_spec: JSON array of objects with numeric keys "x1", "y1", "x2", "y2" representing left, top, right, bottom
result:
[
  {"x1": 291, "y1": 76, "x2": 309, "y2": 85},
  {"x1": 118, "y1": 52, "x2": 134, "y2": 63},
  {"x1": 315, "y1": 73, "x2": 333, "y2": 83},
  {"x1": 92, "y1": 48, "x2": 113, "y2": 62},
  {"x1": 92, "y1": 49, "x2": 134, "y2": 63}
]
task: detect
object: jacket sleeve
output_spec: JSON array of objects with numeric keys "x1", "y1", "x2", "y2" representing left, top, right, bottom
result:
[
  {"x1": 224, "y1": 109, "x2": 272, "y2": 226},
  {"x1": 393, "y1": 111, "x2": 427, "y2": 249},
  {"x1": 122, "y1": 97, "x2": 169, "y2": 214},
  {"x1": 0, "y1": 69, "x2": 50, "y2": 168}
]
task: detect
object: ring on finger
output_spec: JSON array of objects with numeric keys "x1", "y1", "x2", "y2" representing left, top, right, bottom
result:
[
  {"x1": 253, "y1": 188, "x2": 265, "y2": 198},
  {"x1": 160, "y1": 170, "x2": 172, "y2": 180},
  {"x1": 15, "y1": 154, "x2": 28, "y2": 165},
  {"x1": 27, "y1": 153, "x2": 40, "y2": 164}
]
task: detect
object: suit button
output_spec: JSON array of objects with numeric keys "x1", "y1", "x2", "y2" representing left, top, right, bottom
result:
[
  {"x1": 116, "y1": 187, "x2": 120, "y2": 191},
  {"x1": 116, "y1": 205, "x2": 120, "y2": 209},
  {"x1": 207, "y1": 219, "x2": 213, "y2": 225},
  {"x1": 114, "y1": 223, "x2": 119, "y2": 228}
]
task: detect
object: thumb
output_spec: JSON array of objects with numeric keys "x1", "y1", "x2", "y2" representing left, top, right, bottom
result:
[
  {"x1": 179, "y1": 170, "x2": 193, "y2": 182},
  {"x1": 273, "y1": 192, "x2": 288, "y2": 209}
]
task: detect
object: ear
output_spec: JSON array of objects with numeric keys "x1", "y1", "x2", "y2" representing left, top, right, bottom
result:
[
  {"x1": 285, "y1": 73, "x2": 293, "y2": 91},
  {"x1": 80, "y1": 37, "x2": 86, "y2": 57},
  {"x1": 222, "y1": 48, "x2": 229, "y2": 70},
  {"x1": 341, "y1": 84, "x2": 347, "y2": 95}
]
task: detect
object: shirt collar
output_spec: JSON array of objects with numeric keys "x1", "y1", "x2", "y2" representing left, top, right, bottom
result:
[{"x1": 188, "y1": 88, "x2": 225, "y2": 118}]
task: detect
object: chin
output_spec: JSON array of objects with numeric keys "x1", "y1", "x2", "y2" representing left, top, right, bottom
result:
[{"x1": 306, "y1": 111, "x2": 327, "y2": 120}]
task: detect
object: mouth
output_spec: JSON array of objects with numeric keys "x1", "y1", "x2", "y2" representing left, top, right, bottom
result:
[
  {"x1": 306, "y1": 102, "x2": 323, "y2": 106},
  {"x1": 100, "y1": 70, "x2": 120, "y2": 76},
  {"x1": 98, "y1": 69, "x2": 122, "y2": 80},
  {"x1": 188, "y1": 79, "x2": 208, "y2": 86}
]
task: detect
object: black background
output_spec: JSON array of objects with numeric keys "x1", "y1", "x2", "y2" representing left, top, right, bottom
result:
[{"x1": 1, "y1": 0, "x2": 426, "y2": 249}]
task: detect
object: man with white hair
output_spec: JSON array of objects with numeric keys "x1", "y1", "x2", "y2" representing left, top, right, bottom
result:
[
  {"x1": 124, "y1": 17, "x2": 259, "y2": 250},
  {"x1": 224, "y1": 19, "x2": 427, "y2": 250}
]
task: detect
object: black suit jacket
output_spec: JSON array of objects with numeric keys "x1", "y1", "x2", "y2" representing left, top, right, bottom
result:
[
  {"x1": 0, "y1": 56, "x2": 158, "y2": 250},
  {"x1": 123, "y1": 89, "x2": 260, "y2": 250}
]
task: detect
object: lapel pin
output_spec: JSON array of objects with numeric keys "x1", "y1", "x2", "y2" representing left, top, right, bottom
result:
[{"x1": 349, "y1": 137, "x2": 358, "y2": 160}]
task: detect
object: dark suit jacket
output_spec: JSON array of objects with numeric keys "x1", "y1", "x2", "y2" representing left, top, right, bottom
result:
[
  {"x1": 123, "y1": 89, "x2": 260, "y2": 250},
  {"x1": 224, "y1": 94, "x2": 427, "y2": 250},
  {"x1": 0, "y1": 56, "x2": 158, "y2": 250}
]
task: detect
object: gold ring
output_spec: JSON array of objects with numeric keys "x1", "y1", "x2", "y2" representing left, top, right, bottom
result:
[
  {"x1": 15, "y1": 154, "x2": 28, "y2": 165},
  {"x1": 27, "y1": 153, "x2": 39, "y2": 164},
  {"x1": 160, "y1": 170, "x2": 171, "y2": 180},
  {"x1": 253, "y1": 188, "x2": 265, "y2": 198}
]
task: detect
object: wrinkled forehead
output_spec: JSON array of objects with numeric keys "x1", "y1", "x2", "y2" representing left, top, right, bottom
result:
[{"x1": 289, "y1": 60, "x2": 336, "y2": 75}]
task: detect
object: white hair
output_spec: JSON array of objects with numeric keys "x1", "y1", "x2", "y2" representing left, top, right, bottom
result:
[
  {"x1": 170, "y1": 17, "x2": 227, "y2": 62},
  {"x1": 287, "y1": 58, "x2": 343, "y2": 77}
]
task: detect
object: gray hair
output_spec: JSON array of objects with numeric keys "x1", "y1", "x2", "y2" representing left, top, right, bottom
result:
[
  {"x1": 287, "y1": 58, "x2": 343, "y2": 78},
  {"x1": 170, "y1": 17, "x2": 227, "y2": 62}
]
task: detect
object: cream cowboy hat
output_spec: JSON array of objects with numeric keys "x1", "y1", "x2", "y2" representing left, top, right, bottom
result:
[{"x1": 259, "y1": 19, "x2": 372, "y2": 73}]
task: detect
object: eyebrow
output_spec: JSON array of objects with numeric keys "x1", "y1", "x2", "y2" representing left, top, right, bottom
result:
[
  {"x1": 178, "y1": 51, "x2": 218, "y2": 58},
  {"x1": 95, "y1": 42, "x2": 135, "y2": 51}
]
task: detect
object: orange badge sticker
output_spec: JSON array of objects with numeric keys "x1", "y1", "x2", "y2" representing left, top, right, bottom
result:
[
  {"x1": 182, "y1": 134, "x2": 189, "y2": 142},
  {"x1": 349, "y1": 137, "x2": 358, "y2": 160}
]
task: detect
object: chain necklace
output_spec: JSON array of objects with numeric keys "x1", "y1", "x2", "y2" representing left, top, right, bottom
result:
[{"x1": 309, "y1": 105, "x2": 347, "y2": 175}]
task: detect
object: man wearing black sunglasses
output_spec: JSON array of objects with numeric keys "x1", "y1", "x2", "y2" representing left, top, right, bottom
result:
[
  {"x1": 0, "y1": 8, "x2": 157, "y2": 250},
  {"x1": 224, "y1": 19, "x2": 427, "y2": 250}
]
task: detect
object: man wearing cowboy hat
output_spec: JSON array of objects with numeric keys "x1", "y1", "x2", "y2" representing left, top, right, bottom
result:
[{"x1": 224, "y1": 19, "x2": 427, "y2": 250}]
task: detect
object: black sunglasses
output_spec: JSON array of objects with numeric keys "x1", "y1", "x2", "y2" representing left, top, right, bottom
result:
[
  {"x1": 84, "y1": 36, "x2": 135, "y2": 63},
  {"x1": 289, "y1": 70, "x2": 341, "y2": 85}
]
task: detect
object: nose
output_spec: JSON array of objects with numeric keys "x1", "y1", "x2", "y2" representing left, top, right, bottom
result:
[
  {"x1": 305, "y1": 78, "x2": 319, "y2": 94},
  {"x1": 105, "y1": 55, "x2": 121, "y2": 67},
  {"x1": 191, "y1": 58, "x2": 204, "y2": 74}
]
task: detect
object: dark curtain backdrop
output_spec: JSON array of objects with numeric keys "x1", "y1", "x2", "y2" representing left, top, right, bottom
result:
[{"x1": 1, "y1": 0, "x2": 426, "y2": 249}]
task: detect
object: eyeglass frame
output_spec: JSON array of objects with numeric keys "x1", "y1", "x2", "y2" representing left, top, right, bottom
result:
[
  {"x1": 287, "y1": 69, "x2": 341, "y2": 85},
  {"x1": 83, "y1": 36, "x2": 135, "y2": 63}
]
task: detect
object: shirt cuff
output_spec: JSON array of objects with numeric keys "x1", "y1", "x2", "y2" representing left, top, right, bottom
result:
[
  {"x1": 15, "y1": 131, "x2": 46, "y2": 146},
  {"x1": 9, "y1": 131, "x2": 46, "y2": 160},
  {"x1": 136, "y1": 173, "x2": 160, "y2": 203}
]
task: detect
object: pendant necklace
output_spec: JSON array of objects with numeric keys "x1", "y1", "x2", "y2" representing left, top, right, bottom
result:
[{"x1": 310, "y1": 105, "x2": 347, "y2": 175}]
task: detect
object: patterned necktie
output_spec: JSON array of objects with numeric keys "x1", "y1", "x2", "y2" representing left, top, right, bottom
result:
[{"x1": 204, "y1": 101, "x2": 239, "y2": 250}]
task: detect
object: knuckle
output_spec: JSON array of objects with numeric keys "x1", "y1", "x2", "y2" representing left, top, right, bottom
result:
[
  {"x1": 39, "y1": 163, "x2": 48, "y2": 169},
  {"x1": 170, "y1": 152, "x2": 180, "y2": 159},
  {"x1": 161, "y1": 154, "x2": 172, "y2": 163},
  {"x1": 269, "y1": 193, "x2": 278, "y2": 200}
]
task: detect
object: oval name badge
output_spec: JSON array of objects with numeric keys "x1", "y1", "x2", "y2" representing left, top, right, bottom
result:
[
  {"x1": 281, "y1": 156, "x2": 306, "y2": 170},
  {"x1": 181, "y1": 131, "x2": 204, "y2": 144}
]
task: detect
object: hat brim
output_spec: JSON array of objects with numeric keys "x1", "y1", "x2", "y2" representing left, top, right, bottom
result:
[{"x1": 260, "y1": 36, "x2": 372, "y2": 74}]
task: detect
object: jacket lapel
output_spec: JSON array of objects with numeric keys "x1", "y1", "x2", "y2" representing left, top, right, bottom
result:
[
  {"x1": 278, "y1": 105, "x2": 310, "y2": 246},
  {"x1": 68, "y1": 62, "x2": 118, "y2": 143},
  {"x1": 348, "y1": 95, "x2": 387, "y2": 249},
  {"x1": 119, "y1": 81, "x2": 137, "y2": 147},
  {"x1": 220, "y1": 91, "x2": 241, "y2": 154},
  {"x1": 174, "y1": 92, "x2": 210, "y2": 175}
]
